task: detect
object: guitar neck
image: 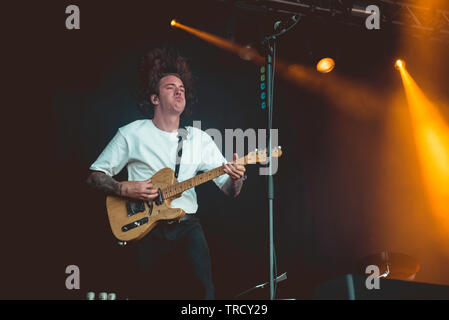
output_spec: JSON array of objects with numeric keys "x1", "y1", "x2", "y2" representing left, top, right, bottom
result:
[
  {"x1": 162, "y1": 165, "x2": 226, "y2": 199},
  {"x1": 161, "y1": 146, "x2": 282, "y2": 199}
]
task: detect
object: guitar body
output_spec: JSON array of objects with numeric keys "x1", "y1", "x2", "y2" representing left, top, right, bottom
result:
[
  {"x1": 106, "y1": 168, "x2": 185, "y2": 242},
  {"x1": 103, "y1": 147, "x2": 282, "y2": 242}
]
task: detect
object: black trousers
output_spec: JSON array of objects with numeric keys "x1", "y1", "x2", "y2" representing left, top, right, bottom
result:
[{"x1": 136, "y1": 216, "x2": 215, "y2": 300}]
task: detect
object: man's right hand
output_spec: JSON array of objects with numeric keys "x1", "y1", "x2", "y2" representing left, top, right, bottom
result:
[{"x1": 121, "y1": 178, "x2": 159, "y2": 201}]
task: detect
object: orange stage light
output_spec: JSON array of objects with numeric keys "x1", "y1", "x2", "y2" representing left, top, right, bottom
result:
[
  {"x1": 317, "y1": 58, "x2": 335, "y2": 73},
  {"x1": 395, "y1": 59, "x2": 405, "y2": 70},
  {"x1": 398, "y1": 64, "x2": 449, "y2": 234},
  {"x1": 171, "y1": 20, "x2": 382, "y2": 120}
]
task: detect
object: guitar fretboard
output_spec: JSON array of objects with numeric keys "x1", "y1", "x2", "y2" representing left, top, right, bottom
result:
[
  {"x1": 162, "y1": 165, "x2": 226, "y2": 199},
  {"x1": 160, "y1": 147, "x2": 281, "y2": 199}
]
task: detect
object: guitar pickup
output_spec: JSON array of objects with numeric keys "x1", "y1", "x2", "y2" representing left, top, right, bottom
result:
[
  {"x1": 126, "y1": 201, "x2": 146, "y2": 217},
  {"x1": 155, "y1": 188, "x2": 164, "y2": 206},
  {"x1": 121, "y1": 217, "x2": 149, "y2": 232}
]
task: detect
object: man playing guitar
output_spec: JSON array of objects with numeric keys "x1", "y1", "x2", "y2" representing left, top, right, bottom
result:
[{"x1": 86, "y1": 47, "x2": 246, "y2": 299}]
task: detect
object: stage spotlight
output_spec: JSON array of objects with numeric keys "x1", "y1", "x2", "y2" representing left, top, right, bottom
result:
[
  {"x1": 317, "y1": 58, "x2": 335, "y2": 73},
  {"x1": 395, "y1": 59, "x2": 405, "y2": 70},
  {"x1": 398, "y1": 63, "x2": 449, "y2": 236},
  {"x1": 239, "y1": 44, "x2": 258, "y2": 61},
  {"x1": 170, "y1": 19, "x2": 177, "y2": 27}
]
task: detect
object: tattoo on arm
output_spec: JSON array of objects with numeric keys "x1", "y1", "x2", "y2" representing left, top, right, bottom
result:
[
  {"x1": 87, "y1": 171, "x2": 122, "y2": 195},
  {"x1": 222, "y1": 177, "x2": 244, "y2": 198}
]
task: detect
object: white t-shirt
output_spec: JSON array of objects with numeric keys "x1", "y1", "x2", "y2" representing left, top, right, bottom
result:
[{"x1": 90, "y1": 119, "x2": 230, "y2": 214}]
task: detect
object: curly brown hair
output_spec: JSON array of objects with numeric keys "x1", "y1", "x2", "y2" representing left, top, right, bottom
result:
[{"x1": 138, "y1": 47, "x2": 195, "y2": 119}]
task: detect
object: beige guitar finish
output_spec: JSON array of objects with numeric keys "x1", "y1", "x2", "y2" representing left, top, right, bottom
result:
[
  {"x1": 106, "y1": 168, "x2": 184, "y2": 241},
  {"x1": 105, "y1": 147, "x2": 282, "y2": 242}
]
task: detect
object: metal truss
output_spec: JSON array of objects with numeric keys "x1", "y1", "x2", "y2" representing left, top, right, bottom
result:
[
  {"x1": 379, "y1": 0, "x2": 449, "y2": 42},
  {"x1": 229, "y1": 0, "x2": 449, "y2": 43}
]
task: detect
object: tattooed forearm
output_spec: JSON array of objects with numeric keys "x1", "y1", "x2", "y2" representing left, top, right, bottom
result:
[
  {"x1": 87, "y1": 171, "x2": 123, "y2": 195},
  {"x1": 221, "y1": 176, "x2": 244, "y2": 198}
]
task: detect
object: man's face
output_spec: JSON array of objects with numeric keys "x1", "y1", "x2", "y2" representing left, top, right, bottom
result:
[{"x1": 153, "y1": 75, "x2": 186, "y2": 116}]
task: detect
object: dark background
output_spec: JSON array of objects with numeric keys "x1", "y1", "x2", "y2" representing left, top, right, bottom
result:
[{"x1": 3, "y1": 0, "x2": 449, "y2": 299}]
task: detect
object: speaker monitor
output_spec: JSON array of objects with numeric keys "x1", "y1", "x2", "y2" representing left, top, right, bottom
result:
[{"x1": 313, "y1": 274, "x2": 449, "y2": 299}]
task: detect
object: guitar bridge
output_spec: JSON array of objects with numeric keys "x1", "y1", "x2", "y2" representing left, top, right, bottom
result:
[{"x1": 121, "y1": 217, "x2": 149, "y2": 232}]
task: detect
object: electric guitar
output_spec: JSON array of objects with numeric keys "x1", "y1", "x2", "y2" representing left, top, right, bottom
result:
[{"x1": 105, "y1": 147, "x2": 282, "y2": 242}]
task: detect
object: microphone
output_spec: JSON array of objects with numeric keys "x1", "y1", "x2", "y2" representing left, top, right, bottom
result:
[
  {"x1": 263, "y1": 15, "x2": 301, "y2": 43},
  {"x1": 274, "y1": 20, "x2": 282, "y2": 30},
  {"x1": 274, "y1": 15, "x2": 300, "y2": 32}
]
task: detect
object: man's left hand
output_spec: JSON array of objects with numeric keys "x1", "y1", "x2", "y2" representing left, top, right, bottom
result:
[{"x1": 223, "y1": 153, "x2": 246, "y2": 181}]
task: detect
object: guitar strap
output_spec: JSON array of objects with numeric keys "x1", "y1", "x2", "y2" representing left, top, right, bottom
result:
[{"x1": 175, "y1": 126, "x2": 188, "y2": 179}]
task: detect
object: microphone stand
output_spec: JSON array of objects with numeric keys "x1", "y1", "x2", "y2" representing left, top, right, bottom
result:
[
  {"x1": 261, "y1": 15, "x2": 300, "y2": 300},
  {"x1": 235, "y1": 272, "x2": 287, "y2": 298}
]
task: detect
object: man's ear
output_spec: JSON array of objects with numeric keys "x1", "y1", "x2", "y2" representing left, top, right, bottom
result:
[{"x1": 151, "y1": 94, "x2": 159, "y2": 105}]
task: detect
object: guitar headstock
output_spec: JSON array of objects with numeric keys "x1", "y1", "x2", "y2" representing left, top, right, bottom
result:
[{"x1": 244, "y1": 146, "x2": 283, "y2": 164}]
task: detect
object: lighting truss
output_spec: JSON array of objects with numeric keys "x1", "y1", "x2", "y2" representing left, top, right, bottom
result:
[{"x1": 227, "y1": 0, "x2": 449, "y2": 43}]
